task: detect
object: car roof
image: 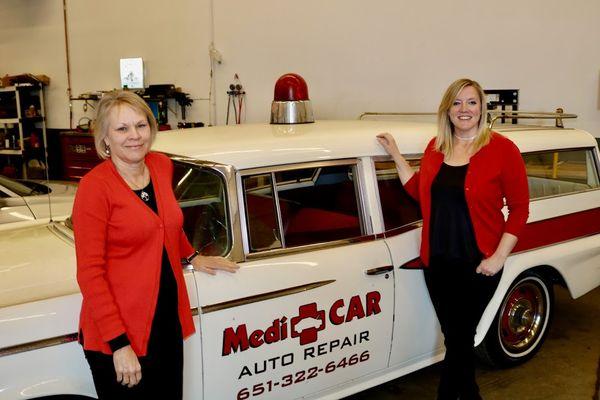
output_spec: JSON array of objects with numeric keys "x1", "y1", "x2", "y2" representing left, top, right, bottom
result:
[{"x1": 152, "y1": 120, "x2": 598, "y2": 170}]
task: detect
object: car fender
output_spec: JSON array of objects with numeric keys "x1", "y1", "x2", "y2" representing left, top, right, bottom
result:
[{"x1": 475, "y1": 233, "x2": 599, "y2": 345}]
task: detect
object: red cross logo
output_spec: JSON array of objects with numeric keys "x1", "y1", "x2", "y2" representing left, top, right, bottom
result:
[{"x1": 290, "y1": 303, "x2": 326, "y2": 345}]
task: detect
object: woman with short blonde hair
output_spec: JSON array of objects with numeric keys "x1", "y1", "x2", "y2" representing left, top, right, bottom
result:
[
  {"x1": 74, "y1": 90, "x2": 238, "y2": 399},
  {"x1": 92, "y1": 90, "x2": 158, "y2": 159}
]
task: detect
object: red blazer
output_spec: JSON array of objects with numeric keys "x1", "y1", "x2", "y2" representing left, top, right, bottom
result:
[
  {"x1": 404, "y1": 132, "x2": 529, "y2": 266},
  {"x1": 73, "y1": 152, "x2": 196, "y2": 356}
]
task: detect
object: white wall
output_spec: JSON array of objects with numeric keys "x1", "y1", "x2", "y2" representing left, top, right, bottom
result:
[
  {"x1": 1, "y1": 0, "x2": 599, "y2": 136},
  {"x1": 1, "y1": 0, "x2": 68, "y2": 128}
]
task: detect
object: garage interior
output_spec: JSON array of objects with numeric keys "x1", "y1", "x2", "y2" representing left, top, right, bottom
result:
[{"x1": 1, "y1": 1, "x2": 599, "y2": 399}]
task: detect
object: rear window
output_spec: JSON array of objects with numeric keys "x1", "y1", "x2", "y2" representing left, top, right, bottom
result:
[
  {"x1": 523, "y1": 148, "x2": 600, "y2": 199},
  {"x1": 243, "y1": 163, "x2": 363, "y2": 252}
]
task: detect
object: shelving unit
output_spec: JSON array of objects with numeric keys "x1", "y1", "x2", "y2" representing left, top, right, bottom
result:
[{"x1": 0, "y1": 83, "x2": 48, "y2": 178}]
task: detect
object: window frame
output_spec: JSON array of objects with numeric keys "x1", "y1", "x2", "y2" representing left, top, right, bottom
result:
[
  {"x1": 240, "y1": 158, "x2": 370, "y2": 259},
  {"x1": 522, "y1": 146, "x2": 600, "y2": 202},
  {"x1": 169, "y1": 156, "x2": 241, "y2": 261},
  {"x1": 372, "y1": 154, "x2": 424, "y2": 237}
]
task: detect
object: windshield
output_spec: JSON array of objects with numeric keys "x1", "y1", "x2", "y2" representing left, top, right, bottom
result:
[
  {"x1": 173, "y1": 161, "x2": 231, "y2": 257},
  {"x1": 0, "y1": 174, "x2": 38, "y2": 197}
]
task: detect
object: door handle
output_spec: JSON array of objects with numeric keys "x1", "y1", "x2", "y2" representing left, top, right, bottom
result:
[{"x1": 365, "y1": 265, "x2": 394, "y2": 275}]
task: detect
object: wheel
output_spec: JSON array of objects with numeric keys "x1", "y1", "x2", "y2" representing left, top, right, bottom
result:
[{"x1": 476, "y1": 272, "x2": 554, "y2": 367}]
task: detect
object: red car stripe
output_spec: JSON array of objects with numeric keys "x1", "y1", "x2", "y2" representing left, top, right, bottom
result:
[
  {"x1": 512, "y1": 207, "x2": 600, "y2": 253},
  {"x1": 399, "y1": 207, "x2": 600, "y2": 269}
]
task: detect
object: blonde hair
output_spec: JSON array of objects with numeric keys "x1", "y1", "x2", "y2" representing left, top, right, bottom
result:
[
  {"x1": 92, "y1": 90, "x2": 158, "y2": 159},
  {"x1": 435, "y1": 78, "x2": 491, "y2": 157}
]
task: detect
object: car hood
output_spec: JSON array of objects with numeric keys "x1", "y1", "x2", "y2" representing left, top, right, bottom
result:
[{"x1": 0, "y1": 222, "x2": 78, "y2": 308}]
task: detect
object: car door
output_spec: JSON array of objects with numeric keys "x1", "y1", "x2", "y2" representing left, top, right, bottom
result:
[
  {"x1": 372, "y1": 159, "x2": 444, "y2": 368},
  {"x1": 195, "y1": 160, "x2": 395, "y2": 400}
]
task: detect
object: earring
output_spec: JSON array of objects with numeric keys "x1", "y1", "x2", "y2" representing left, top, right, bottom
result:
[{"x1": 105, "y1": 144, "x2": 111, "y2": 156}]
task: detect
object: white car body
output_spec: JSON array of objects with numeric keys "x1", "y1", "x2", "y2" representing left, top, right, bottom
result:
[{"x1": 0, "y1": 120, "x2": 599, "y2": 400}]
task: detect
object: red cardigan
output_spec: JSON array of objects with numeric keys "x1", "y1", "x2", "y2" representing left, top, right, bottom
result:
[
  {"x1": 404, "y1": 132, "x2": 529, "y2": 266},
  {"x1": 73, "y1": 152, "x2": 196, "y2": 356}
]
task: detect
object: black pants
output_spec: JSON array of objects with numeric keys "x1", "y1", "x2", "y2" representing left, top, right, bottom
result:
[
  {"x1": 84, "y1": 315, "x2": 183, "y2": 400},
  {"x1": 84, "y1": 320, "x2": 183, "y2": 400},
  {"x1": 424, "y1": 256, "x2": 502, "y2": 400}
]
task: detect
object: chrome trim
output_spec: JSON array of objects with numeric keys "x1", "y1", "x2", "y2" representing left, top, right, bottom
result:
[
  {"x1": 245, "y1": 234, "x2": 379, "y2": 260},
  {"x1": 191, "y1": 307, "x2": 199, "y2": 317},
  {"x1": 384, "y1": 221, "x2": 423, "y2": 239},
  {"x1": 354, "y1": 160, "x2": 368, "y2": 235},
  {"x1": 271, "y1": 172, "x2": 287, "y2": 248},
  {"x1": 271, "y1": 100, "x2": 314, "y2": 124},
  {"x1": 0, "y1": 333, "x2": 78, "y2": 358},
  {"x1": 365, "y1": 265, "x2": 394, "y2": 275},
  {"x1": 48, "y1": 221, "x2": 75, "y2": 244},
  {"x1": 372, "y1": 154, "x2": 422, "y2": 163},
  {"x1": 168, "y1": 156, "x2": 245, "y2": 263},
  {"x1": 241, "y1": 159, "x2": 359, "y2": 176},
  {"x1": 202, "y1": 280, "x2": 335, "y2": 314}
]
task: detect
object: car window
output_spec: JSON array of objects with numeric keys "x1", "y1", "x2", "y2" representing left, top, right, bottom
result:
[
  {"x1": 0, "y1": 174, "x2": 33, "y2": 197},
  {"x1": 173, "y1": 162, "x2": 231, "y2": 256},
  {"x1": 523, "y1": 148, "x2": 600, "y2": 199},
  {"x1": 243, "y1": 163, "x2": 363, "y2": 252},
  {"x1": 374, "y1": 160, "x2": 421, "y2": 230},
  {"x1": 243, "y1": 173, "x2": 283, "y2": 251}
]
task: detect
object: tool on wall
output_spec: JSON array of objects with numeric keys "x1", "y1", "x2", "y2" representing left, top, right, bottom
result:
[{"x1": 226, "y1": 74, "x2": 245, "y2": 125}]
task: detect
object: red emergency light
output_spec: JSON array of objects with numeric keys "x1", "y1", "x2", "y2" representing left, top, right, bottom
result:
[{"x1": 270, "y1": 73, "x2": 314, "y2": 124}]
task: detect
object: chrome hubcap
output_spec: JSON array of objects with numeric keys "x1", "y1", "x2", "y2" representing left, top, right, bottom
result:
[{"x1": 500, "y1": 280, "x2": 546, "y2": 353}]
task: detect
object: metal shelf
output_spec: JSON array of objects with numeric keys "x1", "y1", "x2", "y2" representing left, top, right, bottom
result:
[
  {"x1": 0, "y1": 83, "x2": 47, "y2": 179},
  {"x1": 0, "y1": 84, "x2": 37, "y2": 93},
  {"x1": 0, "y1": 149, "x2": 23, "y2": 155}
]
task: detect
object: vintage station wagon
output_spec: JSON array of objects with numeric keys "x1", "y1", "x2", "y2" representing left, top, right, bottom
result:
[{"x1": 1, "y1": 115, "x2": 599, "y2": 399}]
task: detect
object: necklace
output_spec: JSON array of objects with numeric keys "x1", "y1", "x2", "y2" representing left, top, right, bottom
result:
[
  {"x1": 120, "y1": 165, "x2": 150, "y2": 201},
  {"x1": 455, "y1": 134, "x2": 477, "y2": 141}
]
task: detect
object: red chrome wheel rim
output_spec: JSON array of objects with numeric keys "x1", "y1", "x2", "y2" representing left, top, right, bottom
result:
[{"x1": 499, "y1": 280, "x2": 546, "y2": 354}]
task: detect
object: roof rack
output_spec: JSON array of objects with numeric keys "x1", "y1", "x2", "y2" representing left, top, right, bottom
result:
[
  {"x1": 487, "y1": 108, "x2": 577, "y2": 129},
  {"x1": 359, "y1": 109, "x2": 577, "y2": 130}
]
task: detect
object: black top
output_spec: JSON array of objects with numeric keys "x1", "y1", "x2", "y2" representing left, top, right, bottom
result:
[
  {"x1": 429, "y1": 163, "x2": 480, "y2": 263},
  {"x1": 108, "y1": 180, "x2": 180, "y2": 352}
]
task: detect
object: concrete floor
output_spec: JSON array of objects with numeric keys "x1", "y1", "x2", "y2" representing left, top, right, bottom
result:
[{"x1": 347, "y1": 286, "x2": 600, "y2": 400}]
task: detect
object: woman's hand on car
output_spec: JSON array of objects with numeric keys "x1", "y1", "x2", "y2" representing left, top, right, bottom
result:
[
  {"x1": 376, "y1": 132, "x2": 401, "y2": 157},
  {"x1": 376, "y1": 132, "x2": 416, "y2": 184},
  {"x1": 191, "y1": 255, "x2": 239, "y2": 275},
  {"x1": 113, "y1": 345, "x2": 142, "y2": 387}
]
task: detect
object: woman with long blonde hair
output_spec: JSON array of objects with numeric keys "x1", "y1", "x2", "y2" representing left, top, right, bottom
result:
[{"x1": 377, "y1": 78, "x2": 529, "y2": 399}]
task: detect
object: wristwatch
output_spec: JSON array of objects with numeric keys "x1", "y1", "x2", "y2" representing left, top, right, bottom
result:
[{"x1": 185, "y1": 250, "x2": 200, "y2": 264}]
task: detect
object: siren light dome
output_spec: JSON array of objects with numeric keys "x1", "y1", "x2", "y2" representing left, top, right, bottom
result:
[
  {"x1": 273, "y1": 73, "x2": 310, "y2": 102},
  {"x1": 270, "y1": 73, "x2": 314, "y2": 124}
]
